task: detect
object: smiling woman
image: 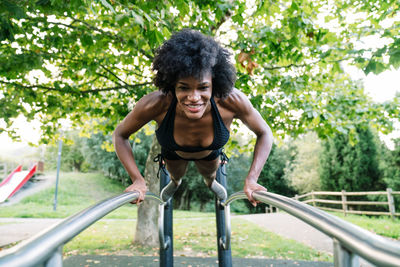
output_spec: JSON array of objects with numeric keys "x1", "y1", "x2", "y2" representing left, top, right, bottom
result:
[{"x1": 112, "y1": 29, "x2": 273, "y2": 206}]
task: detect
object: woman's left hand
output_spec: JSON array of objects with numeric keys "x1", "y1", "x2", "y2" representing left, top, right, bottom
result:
[{"x1": 243, "y1": 179, "x2": 267, "y2": 207}]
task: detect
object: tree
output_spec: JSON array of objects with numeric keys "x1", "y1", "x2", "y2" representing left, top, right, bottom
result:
[
  {"x1": 247, "y1": 143, "x2": 296, "y2": 213},
  {"x1": 80, "y1": 129, "x2": 152, "y2": 184},
  {"x1": 134, "y1": 135, "x2": 160, "y2": 246},
  {"x1": 173, "y1": 162, "x2": 214, "y2": 211},
  {"x1": 45, "y1": 131, "x2": 86, "y2": 172},
  {"x1": 381, "y1": 138, "x2": 400, "y2": 209},
  {"x1": 319, "y1": 125, "x2": 384, "y2": 192},
  {"x1": 284, "y1": 132, "x2": 323, "y2": 194},
  {"x1": 2, "y1": 0, "x2": 400, "y2": 246}
]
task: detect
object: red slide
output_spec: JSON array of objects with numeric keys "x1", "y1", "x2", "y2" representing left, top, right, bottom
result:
[{"x1": 0, "y1": 165, "x2": 37, "y2": 203}]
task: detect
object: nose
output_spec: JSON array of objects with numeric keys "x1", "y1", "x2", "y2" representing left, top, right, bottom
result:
[{"x1": 187, "y1": 90, "x2": 200, "y2": 101}]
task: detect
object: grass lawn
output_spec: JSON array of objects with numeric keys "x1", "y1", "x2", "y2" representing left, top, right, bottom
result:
[
  {"x1": 328, "y1": 212, "x2": 399, "y2": 240},
  {"x1": 64, "y1": 217, "x2": 331, "y2": 262}
]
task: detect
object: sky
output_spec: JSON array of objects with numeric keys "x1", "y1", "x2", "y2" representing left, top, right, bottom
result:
[{"x1": 362, "y1": 69, "x2": 400, "y2": 149}]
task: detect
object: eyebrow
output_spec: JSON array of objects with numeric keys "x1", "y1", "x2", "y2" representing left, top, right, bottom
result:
[{"x1": 177, "y1": 81, "x2": 210, "y2": 86}]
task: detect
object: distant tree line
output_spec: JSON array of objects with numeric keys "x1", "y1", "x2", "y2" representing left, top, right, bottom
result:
[{"x1": 45, "y1": 124, "x2": 400, "y2": 213}]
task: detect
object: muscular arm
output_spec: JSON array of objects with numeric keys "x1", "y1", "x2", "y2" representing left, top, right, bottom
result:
[
  {"x1": 113, "y1": 92, "x2": 167, "y2": 203},
  {"x1": 227, "y1": 89, "x2": 273, "y2": 206}
]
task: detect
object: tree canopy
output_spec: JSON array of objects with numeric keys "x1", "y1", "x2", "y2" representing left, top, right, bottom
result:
[{"x1": 1, "y1": 0, "x2": 399, "y2": 144}]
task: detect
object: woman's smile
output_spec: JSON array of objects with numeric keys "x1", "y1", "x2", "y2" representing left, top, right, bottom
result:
[{"x1": 184, "y1": 103, "x2": 204, "y2": 113}]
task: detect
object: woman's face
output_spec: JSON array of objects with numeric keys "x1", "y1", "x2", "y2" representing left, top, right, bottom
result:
[{"x1": 175, "y1": 72, "x2": 212, "y2": 120}]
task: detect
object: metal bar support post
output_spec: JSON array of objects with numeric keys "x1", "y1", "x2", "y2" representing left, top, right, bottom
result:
[
  {"x1": 333, "y1": 238, "x2": 360, "y2": 267},
  {"x1": 44, "y1": 246, "x2": 63, "y2": 267},
  {"x1": 215, "y1": 162, "x2": 232, "y2": 267},
  {"x1": 160, "y1": 169, "x2": 173, "y2": 267}
]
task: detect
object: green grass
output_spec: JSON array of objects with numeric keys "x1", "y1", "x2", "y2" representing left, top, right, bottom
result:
[
  {"x1": 328, "y1": 212, "x2": 400, "y2": 240},
  {"x1": 174, "y1": 217, "x2": 331, "y2": 261},
  {"x1": 64, "y1": 218, "x2": 331, "y2": 262}
]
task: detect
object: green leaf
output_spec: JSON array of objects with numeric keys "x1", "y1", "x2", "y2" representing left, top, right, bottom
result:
[
  {"x1": 4, "y1": 1, "x2": 26, "y2": 19},
  {"x1": 130, "y1": 10, "x2": 144, "y2": 27},
  {"x1": 99, "y1": 0, "x2": 115, "y2": 13},
  {"x1": 289, "y1": 1, "x2": 299, "y2": 12},
  {"x1": 389, "y1": 49, "x2": 400, "y2": 68},
  {"x1": 162, "y1": 27, "x2": 171, "y2": 39},
  {"x1": 81, "y1": 33, "x2": 93, "y2": 46},
  {"x1": 364, "y1": 60, "x2": 385, "y2": 75},
  {"x1": 175, "y1": 0, "x2": 189, "y2": 16},
  {"x1": 232, "y1": 14, "x2": 243, "y2": 24},
  {"x1": 332, "y1": 61, "x2": 341, "y2": 73},
  {"x1": 0, "y1": 17, "x2": 15, "y2": 41}
]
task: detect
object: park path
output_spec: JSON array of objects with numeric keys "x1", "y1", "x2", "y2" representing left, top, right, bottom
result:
[
  {"x1": 236, "y1": 213, "x2": 333, "y2": 254},
  {"x1": 0, "y1": 218, "x2": 62, "y2": 247}
]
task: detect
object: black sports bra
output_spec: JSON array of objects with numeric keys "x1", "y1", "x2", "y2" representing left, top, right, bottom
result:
[{"x1": 155, "y1": 97, "x2": 230, "y2": 153}]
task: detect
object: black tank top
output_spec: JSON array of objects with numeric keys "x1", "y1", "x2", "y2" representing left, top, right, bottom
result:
[{"x1": 155, "y1": 97, "x2": 230, "y2": 153}]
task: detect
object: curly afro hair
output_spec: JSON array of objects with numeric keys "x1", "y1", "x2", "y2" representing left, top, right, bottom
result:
[{"x1": 152, "y1": 29, "x2": 236, "y2": 98}]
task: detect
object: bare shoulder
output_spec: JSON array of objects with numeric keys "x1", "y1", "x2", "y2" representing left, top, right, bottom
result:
[
  {"x1": 135, "y1": 91, "x2": 171, "y2": 119},
  {"x1": 118, "y1": 91, "x2": 172, "y2": 130},
  {"x1": 217, "y1": 88, "x2": 253, "y2": 117},
  {"x1": 137, "y1": 91, "x2": 170, "y2": 110}
]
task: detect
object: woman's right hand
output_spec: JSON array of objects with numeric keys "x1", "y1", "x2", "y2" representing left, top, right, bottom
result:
[{"x1": 124, "y1": 178, "x2": 148, "y2": 204}]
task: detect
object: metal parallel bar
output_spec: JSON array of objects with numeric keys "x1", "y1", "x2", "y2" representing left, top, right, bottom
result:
[
  {"x1": 249, "y1": 191, "x2": 400, "y2": 267},
  {"x1": 160, "y1": 170, "x2": 173, "y2": 267},
  {"x1": 2, "y1": 188, "x2": 399, "y2": 267},
  {"x1": 158, "y1": 203, "x2": 170, "y2": 250},
  {"x1": 219, "y1": 204, "x2": 231, "y2": 250},
  {"x1": 215, "y1": 163, "x2": 232, "y2": 267},
  {"x1": 0, "y1": 191, "x2": 162, "y2": 267}
]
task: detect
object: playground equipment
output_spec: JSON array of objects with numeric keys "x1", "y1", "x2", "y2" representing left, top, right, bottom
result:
[
  {"x1": 0, "y1": 165, "x2": 37, "y2": 203},
  {"x1": 0, "y1": 163, "x2": 399, "y2": 266}
]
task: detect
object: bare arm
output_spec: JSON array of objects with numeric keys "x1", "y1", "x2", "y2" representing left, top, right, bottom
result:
[
  {"x1": 228, "y1": 89, "x2": 273, "y2": 206},
  {"x1": 113, "y1": 92, "x2": 167, "y2": 203}
]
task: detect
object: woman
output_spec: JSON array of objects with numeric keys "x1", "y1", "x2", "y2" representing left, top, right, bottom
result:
[{"x1": 113, "y1": 29, "x2": 273, "y2": 206}]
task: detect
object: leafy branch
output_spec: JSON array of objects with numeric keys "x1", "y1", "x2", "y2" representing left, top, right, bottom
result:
[
  {"x1": 0, "y1": 80, "x2": 152, "y2": 94},
  {"x1": 263, "y1": 56, "x2": 353, "y2": 71},
  {"x1": 99, "y1": 64, "x2": 130, "y2": 87}
]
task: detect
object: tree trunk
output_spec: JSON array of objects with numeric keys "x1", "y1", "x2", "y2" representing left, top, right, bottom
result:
[
  {"x1": 134, "y1": 135, "x2": 160, "y2": 246},
  {"x1": 185, "y1": 191, "x2": 191, "y2": 210},
  {"x1": 73, "y1": 161, "x2": 82, "y2": 172},
  {"x1": 178, "y1": 189, "x2": 187, "y2": 210}
]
